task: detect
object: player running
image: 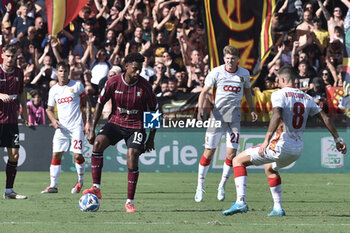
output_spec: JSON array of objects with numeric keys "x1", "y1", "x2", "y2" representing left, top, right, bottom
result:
[
  {"x1": 83, "y1": 53, "x2": 158, "y2": 213},
  {"x1": 194, "y1": 45, "x2": 258, "y2": 202},
  {"x1": 41, "y1": 61, "x2": 90, "y2": 194},
  {"x1": 222, "y1": 66, "x2": 347, "y2": 216}
]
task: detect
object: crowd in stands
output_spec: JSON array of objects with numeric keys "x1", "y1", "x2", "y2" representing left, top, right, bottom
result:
[
  {"x1": 255, "y1": 0, "x2": 350, "y2": 115},
  {"x1": 1, "y1": 0, "x2": 348, "y2": 125}
]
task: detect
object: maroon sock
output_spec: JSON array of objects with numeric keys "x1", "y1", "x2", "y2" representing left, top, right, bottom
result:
[
  {"x1": 91, "y1": 152, "x2": 103, "y2": 185},
  {"x1": 6, "y1": 161, "x2": 17, "y2": 189},
  {"x1": 127, "y1": 169, "x2": 139, "y2": 200}
]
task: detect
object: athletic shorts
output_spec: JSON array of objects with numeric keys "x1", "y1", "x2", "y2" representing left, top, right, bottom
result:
[
  {"x1": 52, "y1": 127, "x2": 84, "y2": 154},
  {"x1": 205, "y1": 121, "x2": 240, "y2": 149},
  {"x1": 97, "y1": 123, "x2": 146, "y2": 152},
  {"x1": 0, "y1": 124, "x2": 20, "y2": 148},
  {"x1": 247, "y1": 146, "x2": 301, "y2": 171}
]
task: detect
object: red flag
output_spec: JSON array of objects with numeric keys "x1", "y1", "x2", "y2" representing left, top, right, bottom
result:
[{"x1": 45, "y1": 0, "x2": 88, "y2": 36}]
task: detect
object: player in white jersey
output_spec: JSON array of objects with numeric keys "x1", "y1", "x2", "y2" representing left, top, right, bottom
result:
[
  {"x1": 194, "y1": 45, "x2": 258, "y2": 202},
  {"x1": 222, "y1": 66, "x2": 347, "y2": 216},
  {"x1": 41, "y1": 61, "x2": 91, "y2": 194}
]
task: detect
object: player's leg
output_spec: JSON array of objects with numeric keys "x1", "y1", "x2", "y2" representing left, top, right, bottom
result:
[
  {"x1": 70, "y1": 130, "x2": 85, "y2": 194},
  {"x1": 194, "y1": 148, "x2": 216, "y2": 202},
  {"x1": 124, "y1": 129, "x2": 146, "y2": 212},
  {"x1": 217, "y1": 147, "x2": 237, "y2": 201},
  {"x1": 265, "y1": 152, "x2": 300, "y2": 216},
  {"x1": 42, "y1": 152, "x2": 64, "y2": 193},
  {"x1": 195, "y1": 126, "x2": 223, "y2": 202},
  {"x1": 125, "y1": 148, "x2": 142, "y2": 213},
  {"x1": 42, "y1": 129, "x2": 69, "y2": 193},
  {"x1": 265, "y1": 163, "x2": 285, "y2": 216},
  {"x1": 83, "y1": 123, "x2": 119, "y2": 199},
  {"x1": 222, "y1": 150, "x2": 253, "y2": 215},
  {"x1": 82, "y1": 134, "x2": 110, "y2": 199},
  {"x1": 71, "y1": 153, "x2": 85, "y2": 193},
  {"x1": 4, "y1": 147, "x2": 27, "y2": 199},
  {"x1": 2, "y1": 124, "x2": 26, "y2": 199}
]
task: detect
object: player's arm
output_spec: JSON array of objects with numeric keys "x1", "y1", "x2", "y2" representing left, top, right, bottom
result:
[
  {"x1": 244, "y1": 87, "x2": 258, "y2": 122},
  {"x1": 258, "y1": 107, "x2": 282, "y2": 156},
  {"x1": 46, "y1": 106, "x2": 60, "y2": 128},
  {"x1": 18, "y1": 91, "x2": 30, "y2": 126},
  {"x1": 197, "y1": 85, "x2": 211, "y2": 120},
  {"x1": 80, "y1": 94, "x2": 91, "y2": 133},
  {"x1": 315, "y1": 111, "x2": 347, "y2": 154}
]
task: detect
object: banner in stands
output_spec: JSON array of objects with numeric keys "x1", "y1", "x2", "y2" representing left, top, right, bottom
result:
[
  {"x1": 204, "y1": 0, "x2": 276, "y2": 83},
  {"x1": 157, "y1": 92, "x2": 200, "y2": 120},
  {"x1": 45, "y1": 0, "x2": 88, "y2": 36},
  {"x1": 2, "y1": 126, "x2": 349, "y2": 173}
]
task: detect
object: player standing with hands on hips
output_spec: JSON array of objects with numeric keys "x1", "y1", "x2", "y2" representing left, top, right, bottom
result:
[
  {"x1": 195, "y1": 45, "x2": 258, "y2": 202},
  {"x1": 41, "y1": 61, "x2": 91, "y2": 194},
  {"x1": 222, "y1": 66, "x2": 347, "y2": 216},
  {"x1": 0, "y1": 44, "x2": 30, "y2": 199},
  {"x1": 83, "y1": 53, "x2": 158, "y2": 213}
]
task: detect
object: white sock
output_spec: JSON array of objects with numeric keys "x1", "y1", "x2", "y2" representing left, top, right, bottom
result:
[
  {"x1": 126, "y1": 199, "x2": 134, "y2": 204},
  {"x1": 50, "y1": 165, "x2": 61, "y2": 188},
  {"x1": 270, "y1": 184, "x2": 282, "y2": 210},
  {"x1": 75, "y1": 162, "x2": 85, "y2": 185},
  {"x1": 218, "y1": 163, "x2": 232, "y2": 188},
  {"x1": 93, "y1": 184, "x2": 101, "y2": 189},
  {"x1": 197, "y1": 164, "x2": 210, "y2": 189},
  {"x1": 234, "y1": 175, "x2": 247, "y2": 204}
]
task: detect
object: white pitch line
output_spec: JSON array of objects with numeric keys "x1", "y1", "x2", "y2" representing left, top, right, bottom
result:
[{"x1": 1, "y1": 222, "x2": 350, "y2": 226}]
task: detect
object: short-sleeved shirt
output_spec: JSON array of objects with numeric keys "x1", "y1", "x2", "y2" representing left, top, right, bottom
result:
[
  {"x1": 0, "y1": 66, "x2": 24, "y2": 124},
  {"x1": 205, "y1": 65, "x2": 250, "y2": 122},
  {"x1": 12, "y1": 16, "x2": 34, "y2": 37},
  {"x1": 98, "y1": 73, "x2": 158, "y2": 129},
  {"x1": 269, "y1": 87, "x2": 321, "y2": 151},
  {"x1": 47, "y1": 80, "x2": 86, "y2": 131}
]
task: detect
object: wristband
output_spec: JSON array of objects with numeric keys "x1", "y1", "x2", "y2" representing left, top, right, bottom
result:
[{"x1": 334, "y1": 137, "x2": 343, "y2": 143}]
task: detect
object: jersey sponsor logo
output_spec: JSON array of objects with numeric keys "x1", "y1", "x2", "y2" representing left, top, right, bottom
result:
[
  {"x1": 223, "y1": 85, "x2": 241, "y2": 93},
  {"x1": 117, "y1": 107, "x2": 138, "y2": 114},
  {"x1": 115, "y1": 90, "x2": 123, "y2": 94},
  {"x1": 57, "y1": 96, "x2": 73, "y2": 104}
]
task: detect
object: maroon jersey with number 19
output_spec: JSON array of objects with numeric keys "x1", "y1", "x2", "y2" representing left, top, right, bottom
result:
[
  {"x1": 98, "y1": 73, "x2": 158, "y2": 129},
  {"x1": 0, "y1": 66, "x2": 24, "y2": 124}
]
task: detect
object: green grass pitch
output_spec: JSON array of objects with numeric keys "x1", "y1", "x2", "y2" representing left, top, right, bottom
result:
[{"x1": 0, "y1": 172, "x2": 350, "y2": 233}]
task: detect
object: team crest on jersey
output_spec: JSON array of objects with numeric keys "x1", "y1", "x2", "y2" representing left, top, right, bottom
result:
[
  {"x1": 137, "y1": 91, "x2": 142, "y2": 97},
  {"x1": 70, "y1": 88, "x2": 74, "y2": 93},
  {"x1": 15, "y1": 77, "x2": 18, "y2": 82}
]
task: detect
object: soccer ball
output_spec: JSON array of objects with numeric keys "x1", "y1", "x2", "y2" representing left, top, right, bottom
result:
[{"x1": 79, "y1": 193, "x2": 100, "y2": 212}]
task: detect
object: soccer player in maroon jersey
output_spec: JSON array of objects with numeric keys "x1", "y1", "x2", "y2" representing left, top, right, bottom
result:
[
  {"x1": 83, "y1": 53, "x2": 158, "y2": 212},
  {"x1": 0, "y1": 44, "x2": 30, "y2": 199}
]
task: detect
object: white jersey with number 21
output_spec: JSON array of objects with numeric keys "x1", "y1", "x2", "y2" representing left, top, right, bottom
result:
[{"x1": 204, "y1": 64, "x2": 250, "y2": 122}]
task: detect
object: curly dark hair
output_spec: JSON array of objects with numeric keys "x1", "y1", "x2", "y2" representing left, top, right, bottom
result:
[{"x1": 124, "y1": 53, "x2": 145, "y2": 64}]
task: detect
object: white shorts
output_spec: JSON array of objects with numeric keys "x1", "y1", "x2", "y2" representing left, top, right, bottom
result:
[
  {"x1": 246, "y1": 145, "x2": 301, "y2": 171},
  {"x1": 52, "y1": 127, "x2": 84, "y2": 154},
  {"x1": 205, "y1": 121, "x2": 240, "y2": 149}
]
